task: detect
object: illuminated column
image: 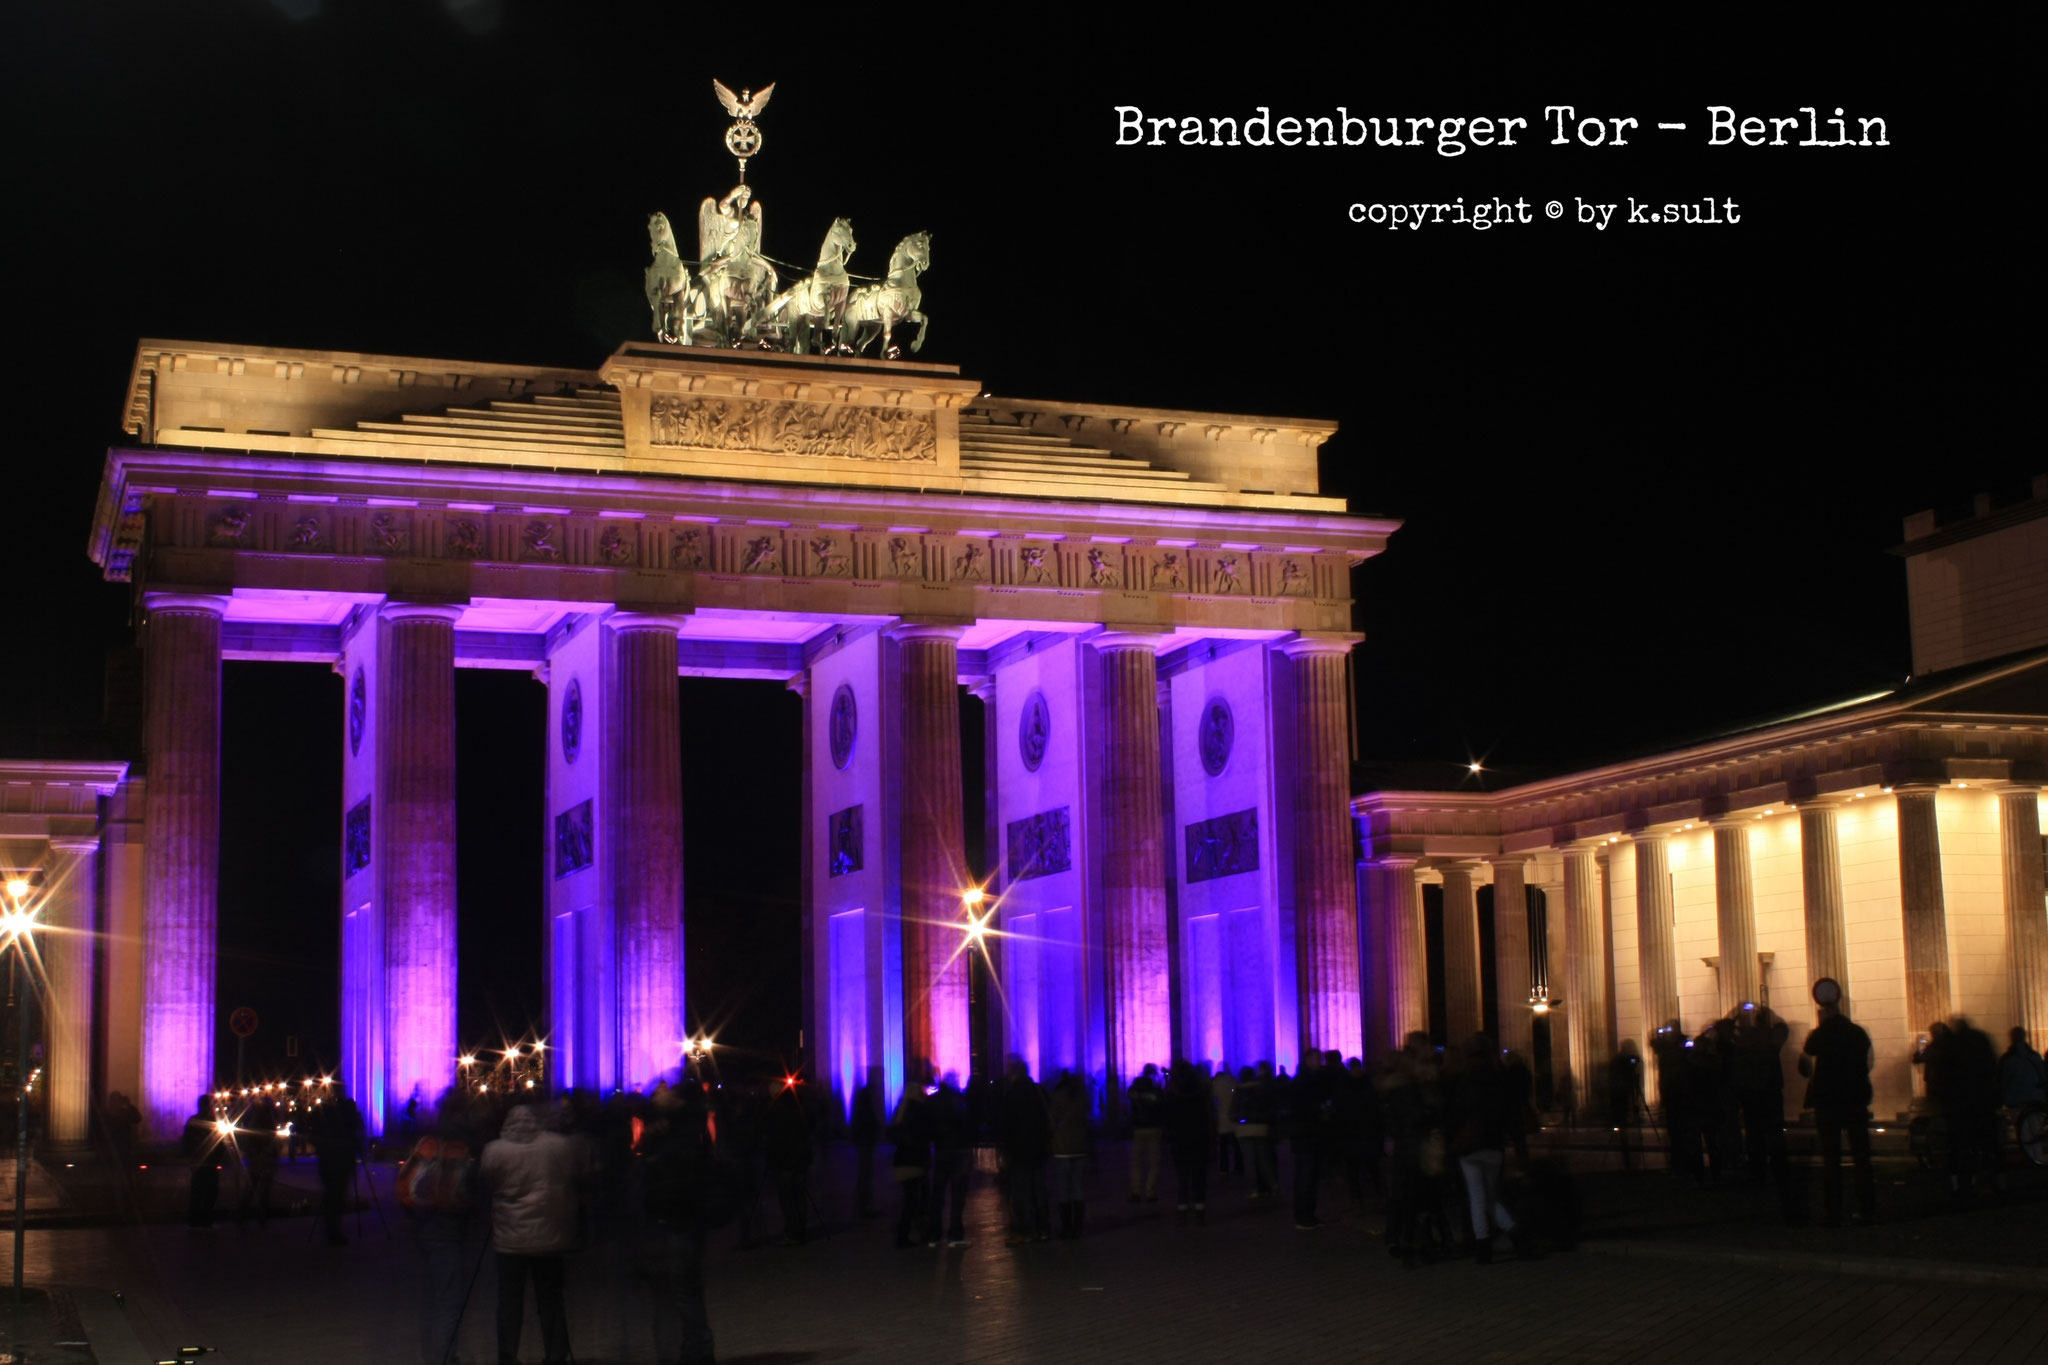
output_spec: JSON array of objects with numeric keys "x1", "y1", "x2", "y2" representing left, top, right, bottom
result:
[
  {"x1": 44, "y1": 837, "x2": 99, "y2": 1146},
  {"x1": 1098, "y1": 634, "x2": 1169, "y2": 1086},
  {"x1": 379, "y1": 602, "x2": 460, "y2": 1125},
  {"x1": 610, "y1": 615, "x2": 688, "y2": 1091},
  {"x1": 1798, "y1": 803, "x2": 1852, "y2": 1014},
  {"x1": 1283, "y1": 638, "x2": 1362, "y2": 1058},
  {"x1": 1711, "y1": 819, "x2": 1761, "y2": 1014},
  {"x1": 1999, "y1": 787, "x2": 2048, "y2": 1046},
  {"x1": 1489, "y1": 856, "x2": 1532, "y2": 1059},
  {"x1": 894, "y1": 624, "x2": 969, "y2": 1080},
  {"x1": 1373, "y1": 858, "x2": 1427, "y2": 1051},
  {"x1": 1634, "y1": 834, "x2": 1679, "y2": 1033},
  {"x1": 1894, "y1": 786, "x2": 1952, "y2": 1040},
  {"x1": 141, "y1": 593, "x2": 224, "y2": 1139},
  {"x1": 1440, "y1": 862, "x2": 1483, "y2": 1042},
  {"x1": 1562, "y1": 847, "x2": 1608, "y2": 1106}
]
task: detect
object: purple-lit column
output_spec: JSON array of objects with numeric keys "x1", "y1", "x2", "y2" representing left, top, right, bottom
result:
[
  {"x1": 1284, "y1": 637, "x2": 1363, "y2": 1059},
  {"x1": 894, "y1": 625, "x2": 970, "y2": 1081},
  {"x1": 610, "y1": 614, "x2": 687, "y2": 1091},
  {"x1": 45, "y1": 837, "x2": 100, "y2": 1146},
  {"x1": 379, "y1": 603, "x2": 460, "y2": 1124},
  {"x1": 1999, "y1": 787, "x2": 2048, "y2": 1048},
  {"x1": 140, "y1": 593, "x2": 225, "y2": 1139},
  {"x1": 1098, "y1": 634, "x2": 1170, "y2": 1085}
]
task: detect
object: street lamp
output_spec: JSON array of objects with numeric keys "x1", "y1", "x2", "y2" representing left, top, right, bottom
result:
[{"x1": 2, "y1": 877, "x2": 38, "y2": 1305}]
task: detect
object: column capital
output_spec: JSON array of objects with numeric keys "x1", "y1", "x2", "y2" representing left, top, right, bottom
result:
[
  {"x1": 142, "y1": 592, "x2": 227, "y2": 618},
  {"x1": 1366, "y1": 855, "x2": 1422, "y2": 873},
  {"x1": 47, "y1": 836, "x2": 100, "y2": 854},
  {"x1": 1630, "y1": 831, "x2": 1670, "y2": 847},
  {"x1": 1487, "y1": 853, "x2": 1530, "y2": 872},
  {"x1": 1278, "y1": 633, "x2": 1362, "y2": 659},
  {"x1": 379, "y1": 601, "x2": 464, "y2": 625},
  {"x1": 1091, "y1": 631, "x2": 1169, "y2": 654},
  {"x1": 1709, "y1": 813, "x2": 1763, "y2": 831},
  {"x1": 607, "y1": 611, "x2": 689, "y2": 636},
  {"x1": 886, "y1": 621, "x2": 968, "y2": 644},
  {"x1": 1890, "y1": 782, "x2": 1943, "y2": 796}
]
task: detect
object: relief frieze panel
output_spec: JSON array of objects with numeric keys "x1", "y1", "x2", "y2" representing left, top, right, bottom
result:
[
  {"x1": 1186, "y1": 807, "x2": 1259, "y2": 884},
  {"x1": 648, "y1": 395, "x2": 936, "y2": 464},
  {"x1": 1006, "y1": 806, "x2": 1073, "y2": 883}
]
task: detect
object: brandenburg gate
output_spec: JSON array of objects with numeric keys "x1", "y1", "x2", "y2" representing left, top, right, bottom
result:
[{"x1": 77, "y1": 82, "x2": 1395, "y2": 1136}]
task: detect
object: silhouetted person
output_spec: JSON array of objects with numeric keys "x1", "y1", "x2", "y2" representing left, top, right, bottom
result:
[
  {"x1": 1450, "y1": 1035, "x2": 1528, "y2": 1263},
  {"x1": 1651, "y1": 1021, "x2": 1700, "y2": 1184},
  {"x1": 1210, "y1": 1065, "x2": 1242, "y2": 1177},
  {"x1": 1501, "y1": 1050, "x2": 1534, "y2": 1169},
  {"x1": 1336, "y1": 1056, "x2": 1382, "y2": 1212},
  {"x1": 181, "y1": 1094, "x2": 221, "y2": 1229},
  {"x1": 1049, "y1": 1071, "x2": 1091, "y2": 1237},
  {"x1": 1608, "y1": 1041, "x2": 1644, "y2": 1171},
  {"x1": 889, "y1": 1073, "x2": 935, "y2": 1248},
  {"x1": 638, "y1": 1078, "x2": 717, "y2": 1365},
  {"x1": 236, "y1": 1094, "x2": 282, "y2": 1226},
  {"x1": 1732, "y1": 1003, "x2": 1793, "y2": 1218},
  {"x1": 1380, "y1": 1032, "x2": 1445, "y2": 1265},
  {"x1": 1801, "y1": 993, "x2": 1875, "y2": 1225},
  {"x1": 1946, "y1": 1016, "x2": 2002, "y2": 1196},
  {"x1": 1233, "y1": 1064, "x2": 1276, "y2": 1199},
  {"x1": 850, "y1": 1068, "x2": 883, "y2": 1218},
  {"x1": 403, "y1": 1087, "x2": 480, "y2": 1365},
  {"x1": 724, "y1": 1083, "x2": 767, "y2": 1249},
  {"x1": 763, "y1": 1071, "x2": 816, "y2": 1246},
  {"x1": 928, "y1": 1071, "x2": 972, "y2": 1247},
  {"x1": 481, "y1": 1101, "x2": 584, "y2": 1365},
  {"x1": 308, "y1": 1082, "x2": 364, "y2": 1245},
  {"x1": 1290, "y1": 1050, "x2": 1333, "y2": 1229},
  {"x1": 2000, "y1": 1027, "x2": 2047, "y2": 1111},
  {"x1": 1127, "y1": 1062, "x2": 1164, "y2": 1202},
  {"x1": 1162, "y1": 1060, "x2": 1211, "y2": 1224},
  {"x1": 996, "y1": 1058, "x2": 1051, "y2": 1243}
]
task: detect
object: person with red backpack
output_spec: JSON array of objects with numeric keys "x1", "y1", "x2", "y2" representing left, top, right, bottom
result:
[{"x1": 400, "y1": 1087, "x2": 480, "y2": 1365}]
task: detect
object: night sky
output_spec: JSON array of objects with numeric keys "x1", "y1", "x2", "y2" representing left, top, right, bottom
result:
[{"x1": 5, "y1": 5, "x2": 2033, "y2": 1077}]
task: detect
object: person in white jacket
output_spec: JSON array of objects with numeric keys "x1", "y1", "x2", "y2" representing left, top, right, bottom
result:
[{"x1": 480, "y1": 1103, "x2": 584, "y2": 1365}]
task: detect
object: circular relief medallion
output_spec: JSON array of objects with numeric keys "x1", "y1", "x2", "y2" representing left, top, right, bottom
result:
[
  {"x1": 561, "y1": 677, "x2": 583, "y2": 765},
  {"x1": 347, "y1": 667, "x2": 367, "y2": 757},
  {"x1": 1018, "y1": 690, "x2": 1051, "y2": 772},
  {"x1": 829, "y1": 683, "x2": 858, "y2": 770},
  {"x1": 1199, "y1": 697, "x2": 1235, "y2": 777}
]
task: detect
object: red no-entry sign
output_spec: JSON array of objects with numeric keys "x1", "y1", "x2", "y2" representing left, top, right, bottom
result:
[{"x1": 228, "y1": 1006, "x2": 259, "y2": 1038}]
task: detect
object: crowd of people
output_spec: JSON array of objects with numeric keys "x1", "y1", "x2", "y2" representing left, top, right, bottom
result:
[{"x1": 142, "y1": 995, "x2": 2046, "y2": 1364}]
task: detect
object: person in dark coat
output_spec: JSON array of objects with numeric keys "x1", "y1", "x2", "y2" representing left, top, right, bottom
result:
[
  {"x1": 1732, "y1": 1003, "x2": 1794, "y2": 1218},
  {"x1": 237, "y1": 1093, "x2": 283, "y2": 1225},
  {"x1": 1945, "y1": 1016, "x2": 2002, "y2": 1196},
  {"x1": 1449, "y1": 1035, "x2": 1527, "y2": 1263},
  {"x1": 849, "y1": 1068, "x2": 883, "y2": 1219},
  {"x1": 996, "y1": 1058, "x2": 1051, "y2": 1243},
  {"x1": 1289, "y1": 1051, "x2": 1335, "y2": 1230},
  {"x1": 1161, "y1": 1059, "x2": 1213, "y2": 1224},
  {"x1": 1048, "y1": 1072, "x2": 1091, "y2": 1237},
  {"x1": 181, "y1": 1094, "x2": 223, "y2": 1229},
  {"x1": 308, "y1": 1083, "x2": 365, "y2": 1245},
  {"x1": 763, "y1": 1070, "x2": 816, "y2": 1246},
  {"x1": 1127, "y1": 1063, "x2": 1165, "y2": 1202},
  {"x1": 1336, "y1": 1058, "x2": 1382, "y2": 1213},
  {"x1": 638, "y1": 1078, "x2": 718, "y2": 1365},
  {"x1": 1800, "y1": 990, "x2": 1875, "y2": 1225},
  {"x1": 889, "y1": 1073, "x2": 936, "y2": 1248},
  {"x1": 1651, "y1": 1021, "x2": 1700, "y2": 1184},
  {"x1": 928, "y1": 1071, "x2": 973, "y2": 1247},
  {"x1": 1232, "y1": 1064, "x2": 1276, "y2": 1199}
]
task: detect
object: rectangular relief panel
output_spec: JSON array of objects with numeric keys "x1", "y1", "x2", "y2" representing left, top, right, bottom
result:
[
  {"x1": 1186, "y1": 808, "x2": 1260, "y2": 885},
  {"x1": 345, "y1": 797, "x2": 372, "y2": 875},
  {"x1": 1006, "y1": 806, "x2": 1073, "y2": 882},
  {"x1": 554, "y1": 798, "x2": 594, "y2": 879},
  {"x1": 828, "y1": 804, "x2": 864, "y2": 878}
]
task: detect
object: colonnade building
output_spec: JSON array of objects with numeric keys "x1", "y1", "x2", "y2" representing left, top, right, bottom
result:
[
  {"x1": 1356, "y1": 481, "x2": 2048, "y2": 1118},
  {"x1": 62, "y1": 338, "x2": 1392, "y2": 1138}
]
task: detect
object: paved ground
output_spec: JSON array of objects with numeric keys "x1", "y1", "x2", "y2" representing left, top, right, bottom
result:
[{"x1": 5, "y1": 1137, "x2": 2047, "y2": 1364}]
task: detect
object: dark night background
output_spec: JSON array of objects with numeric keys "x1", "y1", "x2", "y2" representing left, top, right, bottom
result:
[{"x1": 2, "y1": 4, "x2": 2035, "y2": 1080}]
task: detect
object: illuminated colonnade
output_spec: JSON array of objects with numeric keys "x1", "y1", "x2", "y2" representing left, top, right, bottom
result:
[
  {"x1": 1356, "y1": 655, "x2": 2048, "y2": 1119},
  {"x1": 91, "y1": 339, "x2": 1395, "y2": 1133}
]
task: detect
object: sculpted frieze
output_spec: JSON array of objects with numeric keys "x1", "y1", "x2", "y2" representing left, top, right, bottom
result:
[
  {"x1": 648, "y1": 394, "x2": 936, "y2": 463},
  {"x1": 671, "y1": 526, "x2": 706, "y2": 569},
  {"x1": 599, "y1": 525, "x2": 636, "y2": 566}
]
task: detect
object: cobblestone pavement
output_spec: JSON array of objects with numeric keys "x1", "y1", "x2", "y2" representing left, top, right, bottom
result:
[{"x1": 7, "y1": 1145, "x2": 2048, "y2": 1364}]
